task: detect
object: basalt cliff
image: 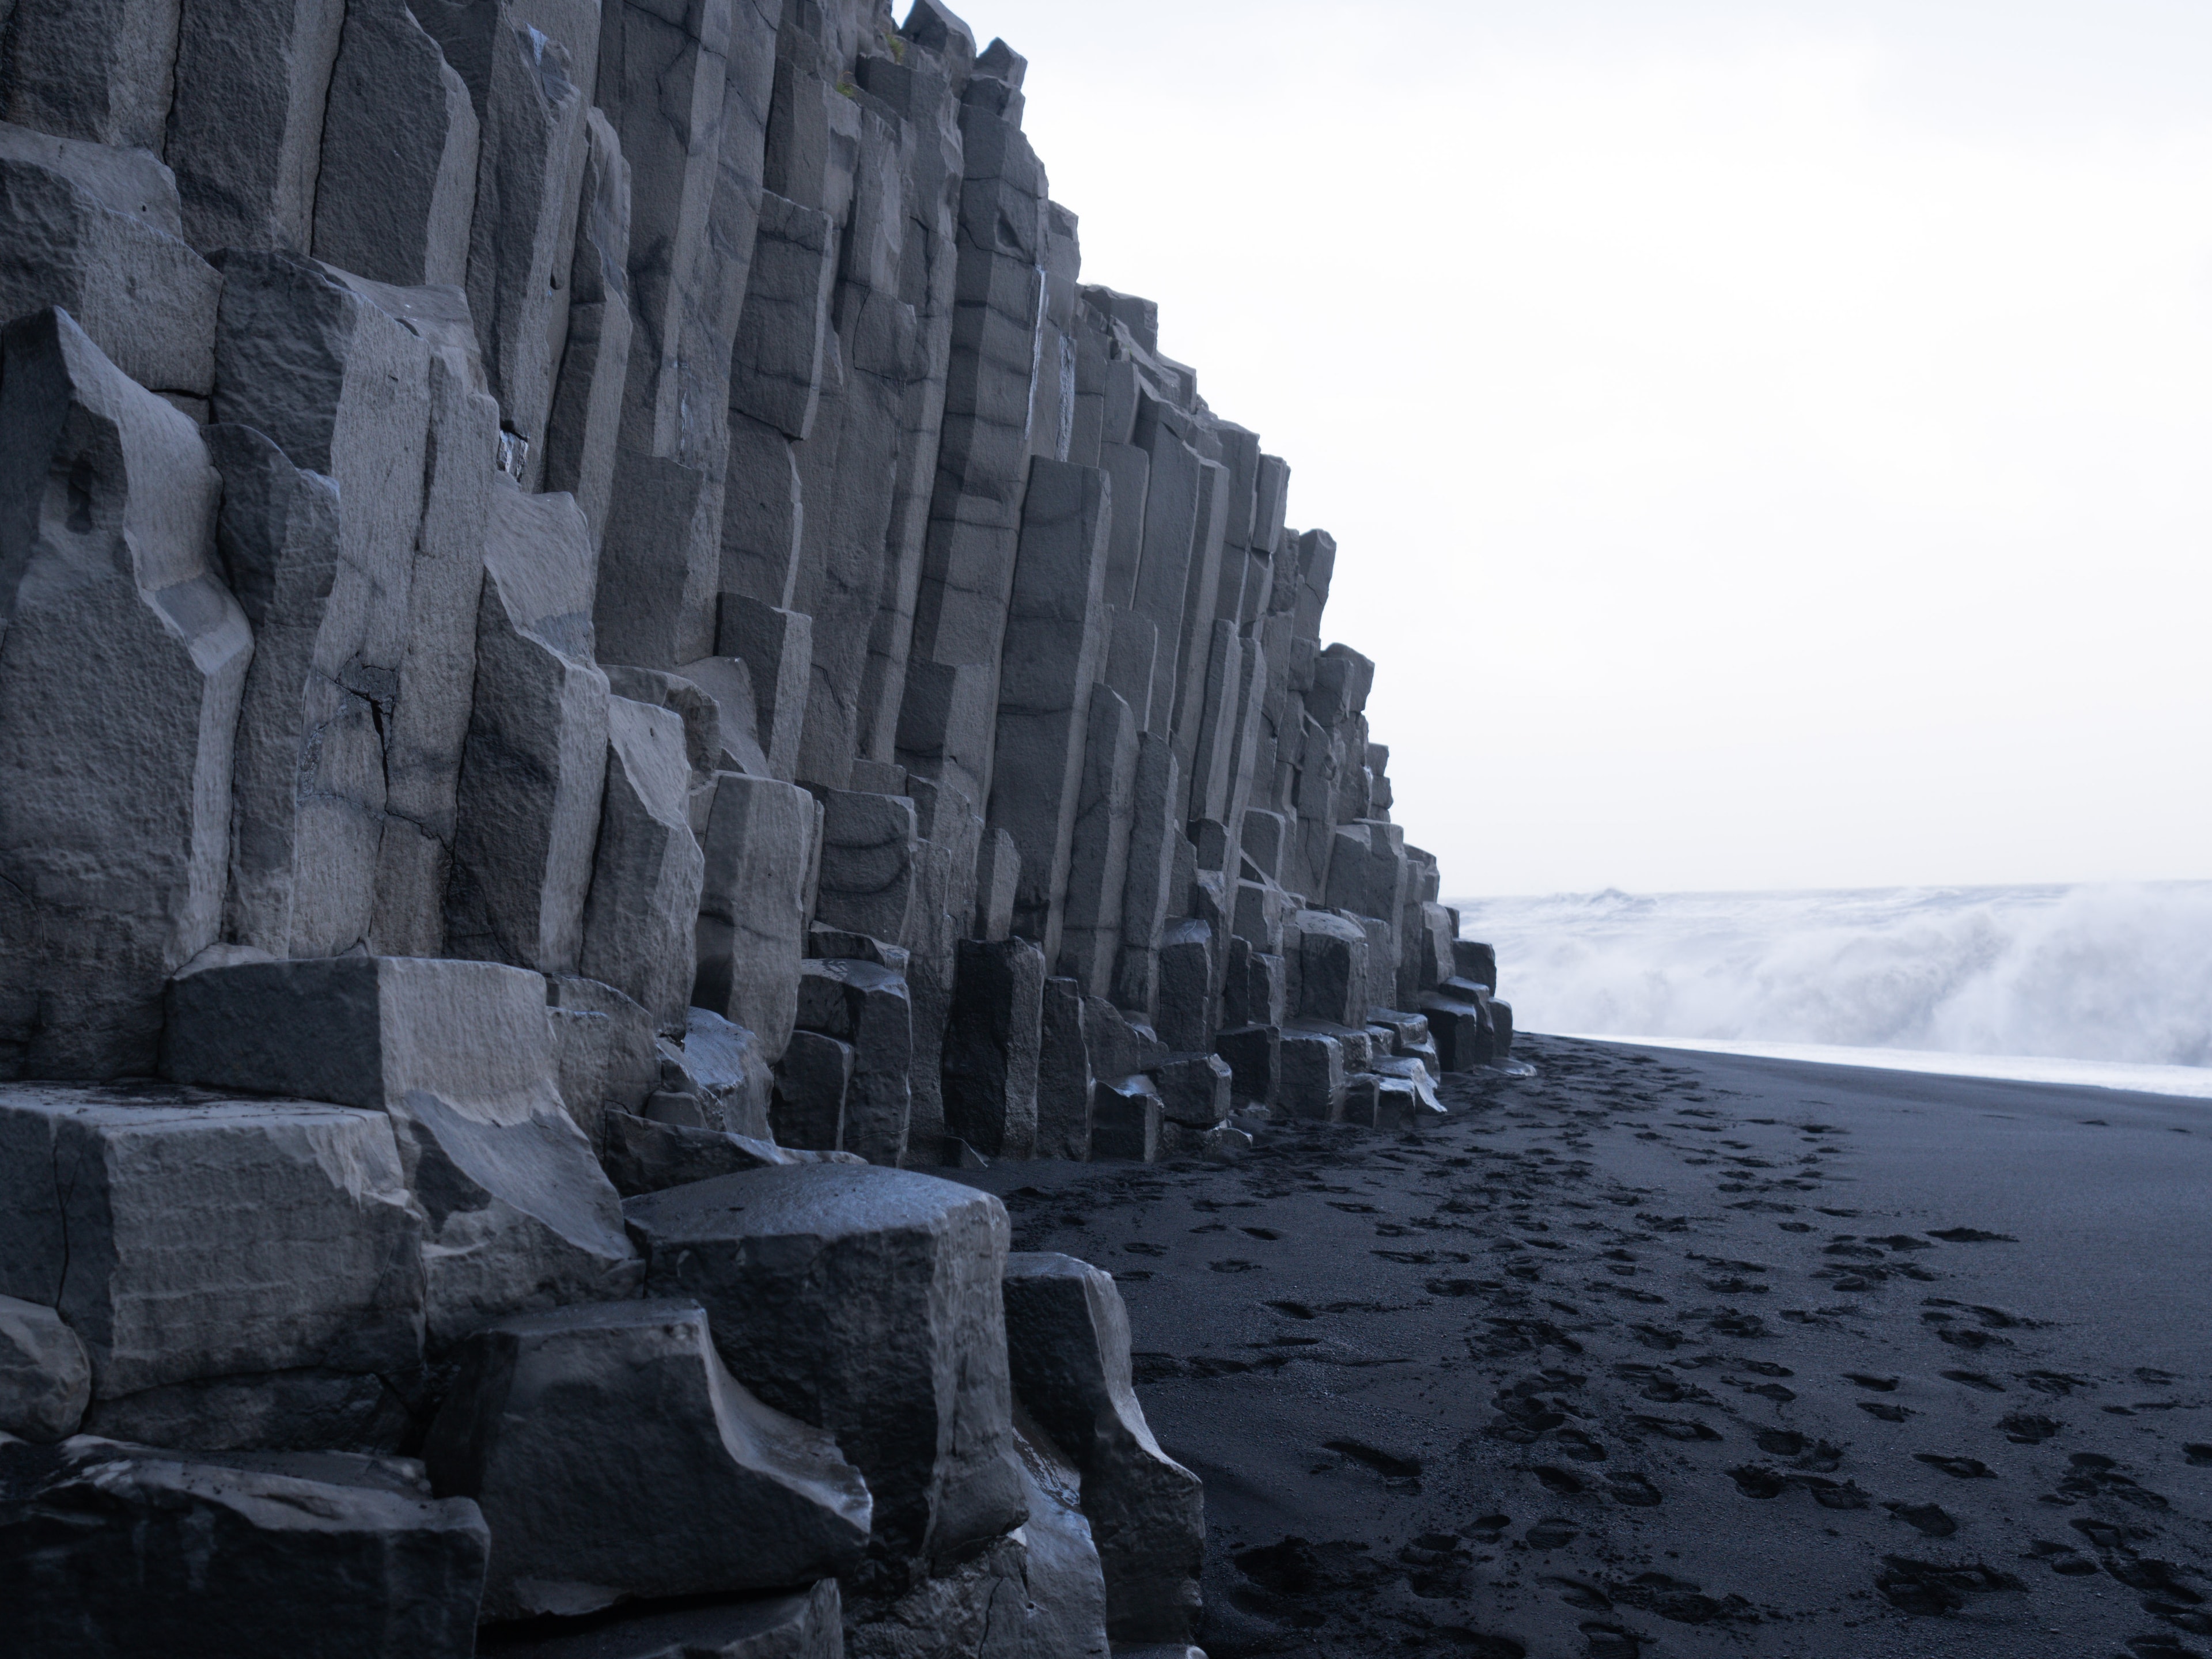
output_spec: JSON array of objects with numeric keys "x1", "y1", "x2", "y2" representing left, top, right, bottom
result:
[{"x1": 0, "y1": 2, "x2": 1513, "y2": 1653}]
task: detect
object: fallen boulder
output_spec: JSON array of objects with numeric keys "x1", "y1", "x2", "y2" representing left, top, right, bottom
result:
[
  {"x1": 1001, "y1": 1253, "x2": 1204, "y2": 1644},
  {"x1": 0, "y1": 1435, "x2": 488, "y2": 1657},
  {"x1": 623, "y1": 1164, "x2": 1026, "y2": 1575},
  {"x1": 424, "y1": 1300, "x2": 870, "y2": 1623}
]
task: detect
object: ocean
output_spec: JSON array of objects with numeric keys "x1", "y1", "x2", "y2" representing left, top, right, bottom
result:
[{"x1": 1449, "y1": 881, "x2": 2212, "y2": 1098}]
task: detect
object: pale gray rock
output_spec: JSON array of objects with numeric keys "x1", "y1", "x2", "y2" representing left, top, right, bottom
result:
[
  {"x1": 1277, "y1": 1029, "x2": 1347, "y2": 1121},
  {"x1": 1369, "y1": 1056, "x2": 1446, "y2": 1129},
  {"x1": 1421, "y1": 988, "x2": 1493, "y2": 1074},
  {"x1": 1111, "y1": 736, "x2": 1181, "y2": 1020},
  {"x1": 373, "y1": 354, "x2": 502, "y2": 956},
  {"x1": 313, "y1": 0, "x2": 480, "y2": 287},
  {"x1": 479, "y1": 1581, "x2": 845, "y2": 1658},
  {"x1": 810, "y1": 923, "x2": 912, "y2": 975},
  {"x1": 448, "y1": 484, "x2": 611, "y2": 975},
  {"x1": 772, "y1": 1028, "x2": 854, "y2": 1152},
  {"x1": 0, "y1": 1294, "x2": 89, "y2": 1442},
  {"x1": 664, "y1": 1007, "x2": 776, "y2": 1140},
  {"x1": 842, "y1": 1534, "x2": 1031, "y2": 1659},
  {"x1": 695, "y1": 771, "x2": 816, "y2": 1063},
  {"x1": 1292, "y1": 909, "x2": 1369, "y2": 1029},
  {"x1": 0, "y1": 310, "x2": 246, "y2": 1079},
  {"x1": 904, "y1": 81, "x2": 1047, "y2": 687},
  {"x1": 415, "y1": 0, "x2": 592, "y2": 477},
  {"x1": 974, "y1": 825, "x2": 1022, "y2": 942},
  {"x1": 1056, "y1": 686, "x2": 1138, "y2": 998},
  {"x1": 1082, "y1": 998, "x2": 1169, "y2": 1083},
  {"x1": 1036, "y1": 976, "x2": 1094, "y2": 1162},
  {"x1": 816, "y1": 789, "x2": 921, "y2": 946},
  {"x1": 167, "y1": 0, "x2": 344, "y2": 252},
  {"x1": 0, "y1": 1436, "x2": 488, "y2": 1658},
  {"x1": 719, "y1": 414, "x2": 805, "y2": 606},
  {"x1": 161, "y1": 955, "x2": 640, "y2": 1348},
  {"x1": 624, "y1": 1164, "x2": 1027, "y2": 1570},
  {"x1": 988, "y1": 459, "x2": 1111, "y2": 961},
  {"x1": 1240, "y1": 808, "x2": 1287, "y2": 882},
  {"x1": 1002, "y1": 1253, "x2": 1205, "y2": 1643},
  {"x1": 599, "y1": 450, "x2": 714, "y2": 669},
  {"x1": 0, "y1": 0, "x2": 179, "y2": 150},
  {"x1": 794, "y1": 956, "x2": 912, "y2": 1169},
  {"x1": 426, "y1": 1300, "x2": 871, "y2": 1623},
  {"x1": 732, "y1": 188, "x2": 838, "y2": 439},
  {"x1": 1222, "y1": 939, "x2": 1287, "y2": 1032},
  {"x1": 1214, "y1": 1024, "x2": 1279, "y2": 1107},
  {"x1": 1013, "y1": 1411, "x2": 1113, "y2": 1659},
  {"x1": 601, "y1": 1108, "x2": 860, "y2": 1199},
  {"x1": 0, "y1": 1084, "x2": 423, "y2": 1404},
  {"x1": 896, "y1": 657, "x2": 997, "y2": 813},
  {"x1": 550, "y1": 976, "x2": 661, "y2": 1133},
  {"x1": 1089, "y1": 1075, "x2": 1160, "y2": 1164},
  {"x1": 203, "y1": 421, "x2": 381, "y2": 959},
  {"x1": 0, "y1": 120, "x2": 222, "y2": 396},
  {"x1": 671, "y1": 653, "x2": 775, "y2": 777},
  {"x1": 82, "y1": 1363, "x2": 416, "y2": 1455},
  {"x1": 212, "y1": 253, "x2": 433, "y2": 681},
  {"x1": 942, "y1": 937, "x2": 1045, "y2": 1162},
  {"x1": 1454, "y1": 938, "x2": 1500, "y2": 992},
  {"x1": 1492, "y1": 998, "x2": 1517, "y2": 1063},
  {"x1": 718, "y1": 592, "x2": 812, "y2": 780},
  {"x1": 1151, "y1": 1053, "x2": 1230, "y2": 1130},
  {"x1": 1324, "y1": 817, "x2": 1407, "y2": 938},
  {"x1": 543, "y1": 107, "x2": 632, "y2": 543},
  {"x1": 581, "y1": 696, "x2": 706, "y2": 1029},
  {"x1": 1153, "y1": 919, "x2": 1215, "y2": 1055}
]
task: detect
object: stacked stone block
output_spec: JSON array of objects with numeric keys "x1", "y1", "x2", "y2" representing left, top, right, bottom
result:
[{"x1": 0, "y1": 0, "x2": 1509, "y2": 1650}]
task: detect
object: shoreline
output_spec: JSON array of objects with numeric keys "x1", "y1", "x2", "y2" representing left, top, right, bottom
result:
[
  {"x1": 958, "y1": 1035, "x2": 2212, "y2": 1658},
  {"x1": 1562, "y1": 1033, "x2": 2212, "y2": 1102}
]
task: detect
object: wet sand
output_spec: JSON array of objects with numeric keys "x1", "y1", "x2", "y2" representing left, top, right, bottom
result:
[{"x1": 956, "y1": 1035, "x2": 2212, "y2": 1659}]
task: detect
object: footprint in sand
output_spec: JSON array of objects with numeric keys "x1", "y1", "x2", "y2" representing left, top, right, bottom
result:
[
  {"x1": 1859, "y1": 1401, "x2": 1914, "y2": 1422},
  {"x1": 1941, "y1": 1369, "x2": 2006, "y2": 1393},
  {"x1": 2186, "y1": 1444, "x2": 2212, "y2": 1467},
  {"x1": 1726, "y1": 1465, "x2": 1788, "y2": 1499},
  {"x1": 1606, "y1": 1472, "x2": 1664, "y2": 1506},
  {"x1": 1875, "y1": 1555, "x2": 2022, "y2": 1614},
  {"x1": 1846, "y1": 1372, "x2": 1900, "y2": 1391},
  {"x1": 1885, "y1": 1501, "x2": 1959, "y2": 1537},
  {"x1": 1914, "y1": 1453, "x2": 1998, "y2": 1479},
  {"x1": 1580, "y1": 1622, "x2": 1644, "y2": 1658},
  {"x1": 1524, "y1": 1518, "x2": 1578, "y2": 1549},
  {"x1": 2001, "y1": 1412, "x2": 2063, "y2": 1444},
  {"x1": 1628, "y1": 1414, "x2": 1722, "y2": 1442}
]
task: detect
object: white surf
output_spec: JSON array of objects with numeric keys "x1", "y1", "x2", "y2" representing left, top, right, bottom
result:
[{"x1": 1450, "y1": 881, "x2": 2212, "y2": 1099}]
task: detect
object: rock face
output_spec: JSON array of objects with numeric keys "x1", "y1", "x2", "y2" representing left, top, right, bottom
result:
[
  {"x1": 0, "y1": 0, "x2": 1507, "y2": 1646},
  {"x1": 424, "y1": 1300, "x2": 870, "y2": 1622},
  {"x1": 0, "y1": 1437, "x2": 490, "y2": 1658},
  {"x1": 1002, "y1": 1253, "x2": 1204, "y2": 1644},
  {"x1": 623, "y1": 1164, "x2": 1025, "y2": 1581}
]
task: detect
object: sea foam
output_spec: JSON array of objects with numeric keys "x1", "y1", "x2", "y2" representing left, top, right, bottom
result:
[{"x1": 1453, "y1": 882, "x2": 2212, "y2": 1087}]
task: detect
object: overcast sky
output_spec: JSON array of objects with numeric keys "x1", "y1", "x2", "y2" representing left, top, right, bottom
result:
[{"x1": 957, "y1": 0, "x2": 2212, "y2": 899}]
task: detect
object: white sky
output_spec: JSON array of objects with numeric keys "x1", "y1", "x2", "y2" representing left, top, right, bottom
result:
[{"x1": 957, "y1": 0, "x2": 2212, "y2": 898}]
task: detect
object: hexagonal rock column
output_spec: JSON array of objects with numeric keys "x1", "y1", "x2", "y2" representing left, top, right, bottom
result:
[
  {"x1": 941, "y1": 937, "x2": 1044, "y2": 1163},
  {"x1": 622, "y1": 1165, "x2": 1026, "y2": 1579},
  {"x1": 0, "y1": 1084, "x2": 424, "y2": 1450},
  {"x1": 423, "y1": 1301, "x2": 870, "y2": 1623},
  {"x1": 0, "y1": 309, "x2": 248, "y2": 1080},
  {"x1": 1001, "y1": 1253, "x2": 1204, "y2": 1645},
  {"x1": 0, "y1": 1437, "x2": 488, "y2": 1658},
  {"x1": 162, "y1": 955, "x2": 639, "y2": 1348},
  {"x1": 0, "y1": 1294, "x2": 90, "y2": 1442}
]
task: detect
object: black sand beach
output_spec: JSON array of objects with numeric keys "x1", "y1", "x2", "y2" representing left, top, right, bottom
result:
[{"x1": 957, "y1": 1037, "x2": 2212, "y2": 1659}]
